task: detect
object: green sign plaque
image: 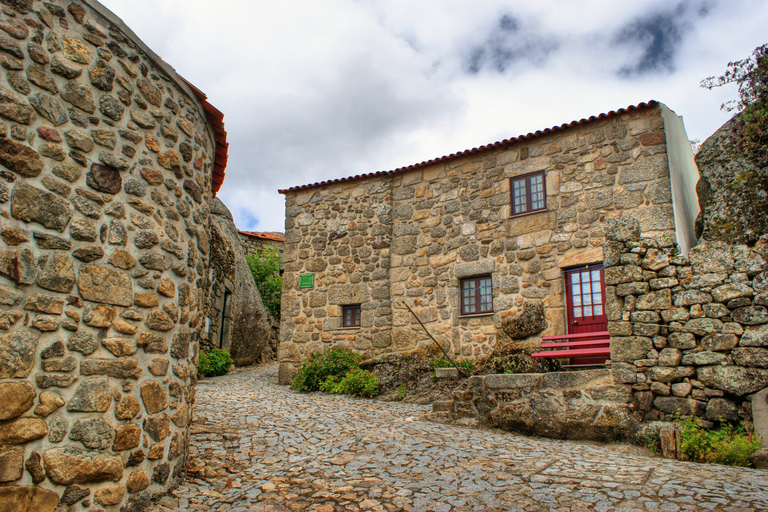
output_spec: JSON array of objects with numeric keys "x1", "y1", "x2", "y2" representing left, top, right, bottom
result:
[{"x1": 299, "y1": 274, "x2": 314, "y2": 288}]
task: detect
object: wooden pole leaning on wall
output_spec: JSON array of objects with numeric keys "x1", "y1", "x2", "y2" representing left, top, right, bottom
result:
[{"x1": 402, "y1": 301, "x2": 470, "y2": 378}]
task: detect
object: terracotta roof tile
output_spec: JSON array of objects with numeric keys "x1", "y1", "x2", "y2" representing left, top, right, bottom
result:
[
  {"x1": 279, "y1": 100, "x2": 659, "y2": 194},
  {"x1": 179, "y1": 76, "x2": 228, "y2": 198},
  {"x1": 238, "y1": 231, "x2": 285, "y2": 242}
]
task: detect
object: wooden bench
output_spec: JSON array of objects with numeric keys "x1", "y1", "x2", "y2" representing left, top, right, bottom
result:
[{"x1": 531, "y1": 331, "x2": 611, "y2": 361}]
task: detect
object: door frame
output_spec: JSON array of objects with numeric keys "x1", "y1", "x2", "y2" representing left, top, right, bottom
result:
[{"x1": 562, "y1": 262, "x2": 608, "y2": 365}]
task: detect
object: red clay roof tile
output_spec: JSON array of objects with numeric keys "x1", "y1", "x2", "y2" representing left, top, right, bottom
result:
[
  {"x1": 278, "y1": 100, "x2": 659, "y2": 194},
  {"x1": 179, "y1": 76, "x2": 228, "y2": 198},
  {"x1": 238, "y1": 231, "x2": 285, "y2": 242}
]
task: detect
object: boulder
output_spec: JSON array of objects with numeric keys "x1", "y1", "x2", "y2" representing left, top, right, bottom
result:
[
  {"x1": 695, "y1": 117, "x2": 768, "y2": 245},
  {"x1": 500, "y1": 301, "x2": 546, "y2": 340},
  {"x1": 208, "y1": 198, "x2": 271, "y2": 366}
]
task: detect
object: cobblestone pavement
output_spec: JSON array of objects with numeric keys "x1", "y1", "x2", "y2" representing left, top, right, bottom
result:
[{"x1": 166, "y1": 364, "x2": 768, "y2": 512}]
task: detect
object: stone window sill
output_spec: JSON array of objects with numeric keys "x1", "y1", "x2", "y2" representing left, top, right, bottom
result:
[
  {"x1": 508, "y1": 208, "x2": 549, "y2": 220},
  {"x1": 458, "y1": 312, "x2": 495, "y2": 319},
  {"x1": 334, "y1": 327, "x2": 361, "y2": 331}
]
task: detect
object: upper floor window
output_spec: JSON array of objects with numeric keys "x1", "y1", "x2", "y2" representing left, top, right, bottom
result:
[
  {"x1": 510, "y1": 170, "x2": 546, "y2": 215},
  {"x1": 342, "y1": 305, "x2": 361, "y2": 327},
  {"x1": 460, "y1": 275, "x2": 493, "y2": 315}
]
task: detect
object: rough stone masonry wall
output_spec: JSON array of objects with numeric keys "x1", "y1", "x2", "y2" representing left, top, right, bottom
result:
[
  {"x1": 0, "y1": 1, "x2": 215, "y2": 510},
  {"x1": 281, "y1": 104, "x2": 678, "y2": 382},
  {"x1": 280, "y1": 178, "x2": 393, "y2": 384},
  {"x1": 605, "y1": 219, "x2": 768, "y2": 426},
  {"x1": 237, "y1": 232, "x2": 283, "y2": 259}
]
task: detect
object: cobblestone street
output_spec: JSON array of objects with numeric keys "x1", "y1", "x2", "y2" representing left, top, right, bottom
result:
[{"x1": 167, "y1": 365, "x2": 768, "y2": 511}]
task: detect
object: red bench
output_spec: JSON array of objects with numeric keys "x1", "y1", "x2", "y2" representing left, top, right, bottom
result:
[{"x1": 531, "y1": 331, "x2": 611, "y2": 362}]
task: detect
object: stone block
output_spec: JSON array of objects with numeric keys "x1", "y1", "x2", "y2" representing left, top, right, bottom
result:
[
  {"x1": 681, "y1": 350, "x2": 727, "y2": 366},
  {"x1": 0, "y1": 418, "x2": 47, "y2": 445},
  {"x1": 610, "y1": 336, "x2": 652, "y2": 363},
  {"x1": 0, "y1": 330, "x2": 40, "y2": 378},
  {"x1": 0, "y1": 447, "x2": 23, "y2": 482},
  {"x1": 0, "y1": 382, "x2": 35, "y2": 420},
  {"x1": 611, "y1": 362, "x2": 637, "y2": 383},
  {"x1": 68, "y1": 377, "x2": 111, "y2": 412},
  {"x1": 705, "y1": 398, "x2": 738, "y2": 422},
  {"x1": 43, "y1": 447, "x2": 123, "y2": 485},
  {"x1": 636, "y1": 289, "x2": 672, "y2": 310},
  {"x1": 654, "y1": 396, "x2": 706, "y2": 416},
  {"x1": 0, "y1": 486, "x2": 58, "y2": 512},
  {"x1": 11, "y1": 182, "x2": 72, "y2": 231},
  {"x1": 69, "y1": 418, "x2": 114, "y2": 450},
  {"x1": 732, "y1": 347, "x2": 768, "y2": 368},
  {"x1": 77, "y1": 264, "x2": 133, "y2": 306},
  {"x1": 605, "y1": 265, "x2": 643, "y2": 285},
  {"x1": 732, "y1": 306, "x2": 768, "y2": 325},
  {"x1": 741, "y1": 325, "x2": 768, "y2": 347},
  {"x1": 657, "y1": 348, "x2": 681, "y2": 367},
  {"x1": 648, "y1": 366, "x2": 695, "y2": 383},
  {"x1": 697, "y1": 365, "x2": 768, "y2": 396}
]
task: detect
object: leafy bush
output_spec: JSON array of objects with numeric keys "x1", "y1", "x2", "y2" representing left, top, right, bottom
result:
[
  {"x1": 702, "y1": 44, "x2": 768, "y2": 167},
  {"x1": 677, "y1": 416, "x2": 761, "y2": 467},
  {"x1": 245, "y1": 245, "x2": 282, "y2": 319},
  {"x1": 319, "y1": 368, "x2": 380, "y2": 398},
  {"x1": 431, "y1": 358, "x2": 474, "y2": 371},
  {"x1": 291, "y1": 346, "x2": 363, "y2": 393},
  {"x1": 197, "y1": 349, "x2": 233, "y2": 378}
]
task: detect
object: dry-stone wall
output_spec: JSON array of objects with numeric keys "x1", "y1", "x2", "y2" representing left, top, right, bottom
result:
[
  {"x1": 280, "y1": 103, "x2": 684, "y2": 383},
  {"x1": 605, "y1": 218, "x2": 768, "y2": 426},
  {"x1": 0, "y1": 0, "x2": 217, "y2": 510}
]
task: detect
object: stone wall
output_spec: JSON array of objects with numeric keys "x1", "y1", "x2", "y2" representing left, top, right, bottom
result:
[
  {"x1": 605, "y1": 218, "x2": 768, "y2": 426},
  {"x1": 430, "y1": 369, "x2": 637, "y2": 442},
  {"x1": 0, "y1": 0, "x2": 217, "y2": 510},
  {"x1": 237, "y1": 231, "x2": 283, "y2": 258},
  {"x1": 280, "y1": 103, "x2": 687, "y2": 383}
]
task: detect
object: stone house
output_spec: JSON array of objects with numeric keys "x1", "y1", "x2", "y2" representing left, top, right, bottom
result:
[
  {"x1": 238, "y1": 230, "x2": 284, "y2": 259},
  {"x1": 0, "y1": 0, "x2": 227, "y2": 510},
  {"x1": 277, "y1": 101, "x2": 701, "y2": 383}
]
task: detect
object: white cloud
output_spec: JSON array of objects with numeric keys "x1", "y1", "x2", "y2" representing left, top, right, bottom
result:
[{"x1": 99, "y1": 0, "x2": 768, "y2": 232}]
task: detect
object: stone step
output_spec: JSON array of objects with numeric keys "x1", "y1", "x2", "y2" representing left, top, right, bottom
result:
[
  {"x1": 435, "y1": 367, "x2": 459, "y2": 379},
  {"x1": 432, "y1": 400, "x2": 454, "y2": 412}
]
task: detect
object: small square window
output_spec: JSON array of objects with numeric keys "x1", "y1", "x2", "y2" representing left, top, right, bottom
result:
[
  {"x1": 460, "y1": 276, "x2": 493, "y2": 315},
  {"x1": 510, "y1": 170, "x2": 547, "y2": 215},
  {"x1": 342, "y1": 305, "x2": 361, "y2": 327}
]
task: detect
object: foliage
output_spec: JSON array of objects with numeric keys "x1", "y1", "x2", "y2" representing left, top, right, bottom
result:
[
  {"x1": 397, "y1": 383, "x2": 407, "y2": 401},
  {"x1": 319, "y1": 368, "x2": 380, "y2": 398},
  {"x1": 702, "y1": 44, "x2": 768, "y2": 167},
  {"x1": 197, "y1": 348, "x2": 233, "y2": 378},
  {"x1": 431, "y1": 358, "x2": 475, "y2": 371},
  {"x1": 291, "y1": 346, "x2": 364, "y2": 393},
  {"x1": 245, "y1": 245, "x2": 282, "y2": 319},
  {"x1": 676, "y1": 416, "x2": 761, "y2": 467}
]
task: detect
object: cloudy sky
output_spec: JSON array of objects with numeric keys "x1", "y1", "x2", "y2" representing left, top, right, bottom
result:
[{"x1": 99, "y1": 0, "x2": 767, "y2": 233}]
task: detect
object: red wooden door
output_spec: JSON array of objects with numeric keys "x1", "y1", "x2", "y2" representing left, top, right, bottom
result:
[{"x1": 565, "y1": 266, "x2": 608, "y2": 365}]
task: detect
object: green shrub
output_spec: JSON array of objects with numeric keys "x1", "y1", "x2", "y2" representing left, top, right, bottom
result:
[
  {"x1": 291, "y1": 346, "x2": 362, "y2": 393},
  {"x1": 335, "y1": 368, "x2": 379, "y2": 398},
  {"x1": 397, "y1": 383, "x2": 407, "y2": 401},
  {"x1": 676, "y1": 416, "x2": 761, "y2": 467},
  {"x1": 197, "y1": 348, "x2": 233, "y2": 378},
  {"x1": 245, "y1": 245, "x2": 282, "y2": 319}
]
